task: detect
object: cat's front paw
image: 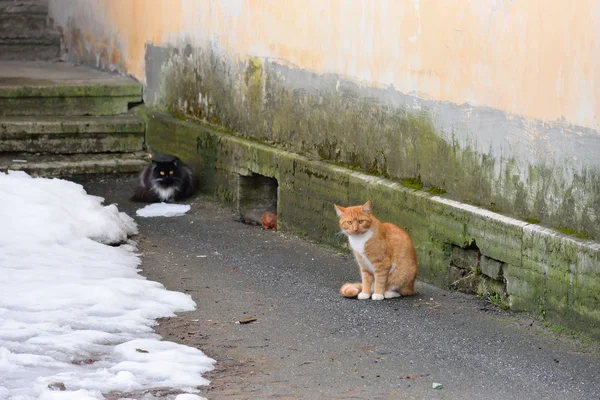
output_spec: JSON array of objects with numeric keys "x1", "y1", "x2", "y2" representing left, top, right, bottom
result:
[
  {"x1": 357, "y1": 292, "x2": 371, "y2": 300},
  {"x1": 384, "y1": 291, "x2": 401, "y2": 299},
  {"x1": 371, "y1": 293, "x2": 385, "y2": 301}
]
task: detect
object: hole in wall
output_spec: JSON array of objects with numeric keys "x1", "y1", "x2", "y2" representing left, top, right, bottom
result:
[
  {"x1": 237, "y1": 173, "x2": 278, "y2": 230},
  {"x1": 449, "y1": 242, "x2": 481, "y2": 293},
  {"x1": 448, "y1": 241, "x2": 508, "y2": 309}
]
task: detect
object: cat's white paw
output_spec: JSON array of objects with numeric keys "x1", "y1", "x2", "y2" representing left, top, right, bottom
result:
[
  {"x1": 357, "y1": 293, "x2": 371, "y2": 300},
  {"x1": 384, "y1": 291, "x2": 401, "y2": 299},
  {"x1": 371, "y1": 293, "x2": 385, "y2": 301}
]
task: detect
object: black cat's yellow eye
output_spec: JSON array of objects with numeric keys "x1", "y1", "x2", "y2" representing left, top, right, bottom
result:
[
  {"x1": 160, "y1": 171, "x2": 165, "y2": 175},
  {"x1": 169, "y1": 170, "x2": 174, "y2": 175}
]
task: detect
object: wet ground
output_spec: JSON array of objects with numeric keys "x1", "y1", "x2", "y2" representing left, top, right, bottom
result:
[{"x1": 81, "y1": 175, "x2": 600, "y2": 400}]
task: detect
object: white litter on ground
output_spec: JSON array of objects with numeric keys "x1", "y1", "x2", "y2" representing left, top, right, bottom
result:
[
  {"x1": 0, "y1": 171, "x2": 214, "y2": 399},
  {"x1": 136, "y1": 203, "x2": 191, "y2": 217}
]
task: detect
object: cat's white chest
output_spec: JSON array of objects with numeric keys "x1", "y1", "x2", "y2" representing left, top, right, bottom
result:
[
  {"x1": 154, "y1": 186, "x2": 176, "y2": 201},
  {"x1": 348, "y1": 230, "x2": 375, "y2": 273}
]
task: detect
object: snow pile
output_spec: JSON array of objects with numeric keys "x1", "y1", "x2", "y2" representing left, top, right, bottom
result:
[
  {"x1": 0, "y1": 172, "x2": 215, "y2": 399},
  {"x1": 136, "y1": 203, "x2": 191, "y2": 218}
]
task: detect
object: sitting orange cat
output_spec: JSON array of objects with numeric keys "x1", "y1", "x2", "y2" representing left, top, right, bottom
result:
[{"x1": 334, "y1": 200, "x2": 418, "y2": 300}]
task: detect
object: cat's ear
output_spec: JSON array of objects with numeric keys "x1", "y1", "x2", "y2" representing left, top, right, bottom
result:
[
  {"x1": 334, "y1": 204, "x2": 345, "y2": 217},
  {"x1": 362, "y1": 200, "x2": 372, "y2": 213},
  {"x1": 173, "y1": 159, "x2": 179, "y2": 167}
]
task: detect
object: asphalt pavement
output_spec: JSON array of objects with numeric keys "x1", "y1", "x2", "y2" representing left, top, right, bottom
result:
[{"x1": 80, "y1": 175, "x2": 600, "y2": 400}]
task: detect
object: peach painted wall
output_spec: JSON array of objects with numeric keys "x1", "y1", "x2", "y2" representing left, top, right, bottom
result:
[{"x1": 50, "y1": 0, "x2": 600, "y2": 131}]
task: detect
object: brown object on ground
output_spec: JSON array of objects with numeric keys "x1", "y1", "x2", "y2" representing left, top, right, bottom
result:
[
  {"x1": 237, "y1": 317, "x2": 258, "y2": 324},
  {"x1": 261, "y1": 212, "x2": 277, "y2": 230}
]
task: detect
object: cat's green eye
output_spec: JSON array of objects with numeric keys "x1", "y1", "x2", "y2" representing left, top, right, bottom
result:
[
  {"x1": 169, "y1": 170, "x2": 174, "y2": 175},
  {"x1": 159, "y1": 171, "x2": 165, "y2": 176}
]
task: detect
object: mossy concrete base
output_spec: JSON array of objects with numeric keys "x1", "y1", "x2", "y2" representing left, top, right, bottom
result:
[{"x1": 138, "y1": 106, "x2": 600, "y2": 340}]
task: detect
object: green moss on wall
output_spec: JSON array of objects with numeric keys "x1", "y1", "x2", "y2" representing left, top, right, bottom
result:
[
  {"x1": 401, "y1": 177, "x2": 423, "y2": 190},
  {"x1": 148, "y1": 44, "x2": 600, "y2": 240}
]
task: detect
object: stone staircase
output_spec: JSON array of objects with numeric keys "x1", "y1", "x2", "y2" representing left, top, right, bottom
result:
[
  {"x1": 0, "y1": 0, "x2": 59, "y2": 61},
  {"x1": 0, "y1": 0, "x2": 148, "y2": 177}
]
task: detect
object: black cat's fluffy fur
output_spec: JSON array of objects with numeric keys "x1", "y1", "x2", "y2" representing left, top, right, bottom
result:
[{"x1": 130, "y1": 153, "x2": 197, "y2": 203}]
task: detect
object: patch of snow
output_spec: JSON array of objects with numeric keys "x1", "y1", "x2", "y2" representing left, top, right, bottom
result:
[
  {"x1": 175, "y1": 394, "x2": 207, "y2": 400},
  {"x1": 136, "y1": 203, "x2": 191, "y2": 218},
  {"x1": 0, "y1": 172, "x2": 214, "y2": 399}
]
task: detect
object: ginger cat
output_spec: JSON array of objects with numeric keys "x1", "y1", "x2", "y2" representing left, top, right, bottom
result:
[{"x1": 334, "y1": 200, "x2": 418, "y2": 300}]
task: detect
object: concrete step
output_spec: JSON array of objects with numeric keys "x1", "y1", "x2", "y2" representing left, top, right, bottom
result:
[
  {"x1": 0, "y1": 114, "x2": 146, "y2": 153},
  {"x1": 0, "y1": 0, "x2": 48, "y2": 15},
  {"x1": 0, "y1": 151, "x2": 149, "y2": 177},
  {"x1": 0, "y1": 0, "x2": 49, "y2": 31},
  {"x1": 0, "y1": 29, "x2": 59, "y2": 61},
  {"x1": 0, "y1": 42, "x2": 59, "y2": 61},
  {"x1": 0, "y1": 13, "x2": 48, "y2": 32},
  {"x1": 0, "y1": 62, "x2": 143, "y2": 115}
]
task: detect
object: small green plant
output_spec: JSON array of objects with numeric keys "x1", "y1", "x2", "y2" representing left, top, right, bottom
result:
[
  {"x1": 524, "y1": 217, "x2": 540, "y2": 224},
  {"x1": 486, "y1": 292, "x2": 509, "y2": 310},
  {"x1": 481, "y1": 286, "x2": 510, "y2": 310},
  {"x1": 222, "y1": 188, "x2": 232, "y2": 203},
  {"x1": 487, "y1": 293, "x2": 501, "y2": 303},
  {"x1": 537, "y1": 305, "x2": 547, "y2": 320}
]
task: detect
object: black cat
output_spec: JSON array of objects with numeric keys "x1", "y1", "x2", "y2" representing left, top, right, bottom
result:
[{"x1": 130, "y1": 153, "x2": 197, "y2": 203}]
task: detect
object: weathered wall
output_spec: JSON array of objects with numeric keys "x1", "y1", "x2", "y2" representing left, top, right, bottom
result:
[
  {"x1": 50, "y1": 0, "x2": 600, "y2": 128},
  {"x1": 49, "y1": 0, "x2": 600, "y2": 240}
]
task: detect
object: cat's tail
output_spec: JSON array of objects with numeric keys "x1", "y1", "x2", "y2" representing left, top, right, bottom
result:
[
  {"x1": 339, "y1": 282, "x2": 362, "y2": 298},
  {"x1": 130, "y1": 186, "x2": 158, "y2": 203}
]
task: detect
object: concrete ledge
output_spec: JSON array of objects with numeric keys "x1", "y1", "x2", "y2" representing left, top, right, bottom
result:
[
  {"x1": 0, "y1": 62, "x2": 142, "y2": 115},
  {"x1": 0, "y1": 17, "x2": 51, "y2": 35},
  {"x1": 0, "y1": 43, "x2": 59, "y2": 62},
  {"x1": 0, "y1": 0, "x2": 48, "y2": 14},
  {"x1": 0, "y1": 114, "x2": 145, "y2": 135},
  {"x1": 138, "y1": 106, "x2": 600, "y2": 340},
  {"x1": 0, "y1": 96, "x2": 140, "y2": 116},
  {"x1": 0, "y1": 62, "x2": 142, "y2": 97},
  {"x1": 0, "y1": 114, "x2": 145, "y2": 153},
  {"x1": 0, "y1": 152, "x2": 148, "y2": 176}
]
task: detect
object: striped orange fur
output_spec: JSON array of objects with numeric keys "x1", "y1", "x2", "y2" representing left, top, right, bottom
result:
[
  {"x1": 334, "y1": 200, "x2": 418, "y2": 300},
  {"x1": 339, "y1": 282, "x2": 362, "y2": 297}
]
